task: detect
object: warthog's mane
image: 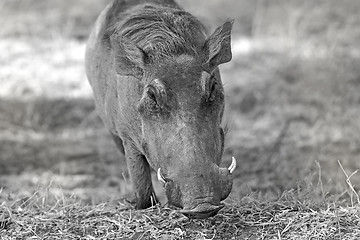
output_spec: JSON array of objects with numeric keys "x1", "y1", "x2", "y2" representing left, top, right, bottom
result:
[{"x1": 106, "y1": 3, "x2": 208, "y2": 62}]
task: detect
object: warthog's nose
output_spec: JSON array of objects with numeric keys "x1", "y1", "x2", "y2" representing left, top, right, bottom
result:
[{"x1": 179, "y1": 203, "x2": 224, "y2": 219}]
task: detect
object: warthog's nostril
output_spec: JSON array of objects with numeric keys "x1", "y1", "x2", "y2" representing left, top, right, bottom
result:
[{"x1": 179, "y1": 203, "x2": 224, "y2": 219}]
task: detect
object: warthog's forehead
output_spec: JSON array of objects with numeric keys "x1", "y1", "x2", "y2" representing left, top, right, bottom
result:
[
  {"x1": 174, "y1": 54, "x2": 197, "y2": 64},
  {"x1": 151, "y1": 54, "x2": 212, "y2": 94}
]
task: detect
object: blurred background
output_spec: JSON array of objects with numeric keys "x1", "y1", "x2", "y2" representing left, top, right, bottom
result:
[{"x1": 1, "y1": 0, "x2": 360, "y2": 205}]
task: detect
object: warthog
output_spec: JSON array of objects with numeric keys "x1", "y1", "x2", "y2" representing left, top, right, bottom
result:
[{"x1": 85, "y1": 0, "x2": 236, "y2": 219}]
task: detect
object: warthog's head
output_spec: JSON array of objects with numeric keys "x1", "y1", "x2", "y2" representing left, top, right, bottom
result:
[{"x1": 111, "y1": 15, "x2": 235, "y2": 218}]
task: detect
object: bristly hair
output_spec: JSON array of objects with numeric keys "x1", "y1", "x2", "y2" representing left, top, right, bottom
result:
[{"x1": 106, "y1": 4, "x2": 208, "y2": 62}]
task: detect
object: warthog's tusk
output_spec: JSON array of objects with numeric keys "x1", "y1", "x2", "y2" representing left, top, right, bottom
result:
[
  {"x1": 228, "y1": 157, "x2": 237, "y2": 174},
  {"x1": 157, "y1": 168, "x2": 167, "y2": 184}
]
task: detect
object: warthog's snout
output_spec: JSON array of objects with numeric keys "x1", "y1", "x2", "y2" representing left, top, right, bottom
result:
[
  {"x1": 179, "y1": 203, "x2": 224, "y2": 219},
  {"x1": 157, "y1": 157, "x2": 237, "y2": 218}
]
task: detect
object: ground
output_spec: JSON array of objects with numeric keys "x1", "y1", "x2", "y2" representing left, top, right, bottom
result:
[{"x1": 0, "y1": 0, "x2": 360, "y2": 239}]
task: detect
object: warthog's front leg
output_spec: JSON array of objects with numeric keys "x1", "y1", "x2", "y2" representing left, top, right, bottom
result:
[{"x1": 122, "y1": 139, "x2": 158, "y2": 209}]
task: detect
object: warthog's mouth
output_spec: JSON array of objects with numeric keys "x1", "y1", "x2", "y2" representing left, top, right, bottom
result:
[{"x1": 178, "y1": 203, "x2": 224, "y2": 219}]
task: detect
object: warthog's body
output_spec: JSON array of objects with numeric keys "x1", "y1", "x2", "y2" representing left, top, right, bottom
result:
[{"x1": 85, "y1": 0, "x2": 235, "y2": 218}]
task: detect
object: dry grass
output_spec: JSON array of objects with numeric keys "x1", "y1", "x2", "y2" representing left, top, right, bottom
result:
[{"x1": 1, "y1": 186, "x2": 359, "y2": 240}]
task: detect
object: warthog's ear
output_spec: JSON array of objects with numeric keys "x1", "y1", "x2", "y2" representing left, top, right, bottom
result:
[
  {"x1": 203, "y1": 20, "x2": 234, "y2": 72},
  {"x1": 110, "y1": 35, "x2": 147, "y2": 77}
]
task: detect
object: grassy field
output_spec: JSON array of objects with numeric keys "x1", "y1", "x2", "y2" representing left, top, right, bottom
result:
[{"x1": 1, "y1": 0, "x2": 360, "y2": 239}]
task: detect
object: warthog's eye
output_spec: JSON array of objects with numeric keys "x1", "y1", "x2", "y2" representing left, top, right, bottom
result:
[
  {"x1": 138, "y1": 84, "x2": 163, "y2": 116},
  {"x1": 145, "y1": 86, "x2": 160, "y2": 111},
  {"x1": 146, "y1": 86, "x2": 157, "y2": 103},
  {"x1": 208, "y1": 81, "x2": 218, "y2": 102},
  {"x1": 208, "y1": 75, "x2": 223, "y2": 103}
]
